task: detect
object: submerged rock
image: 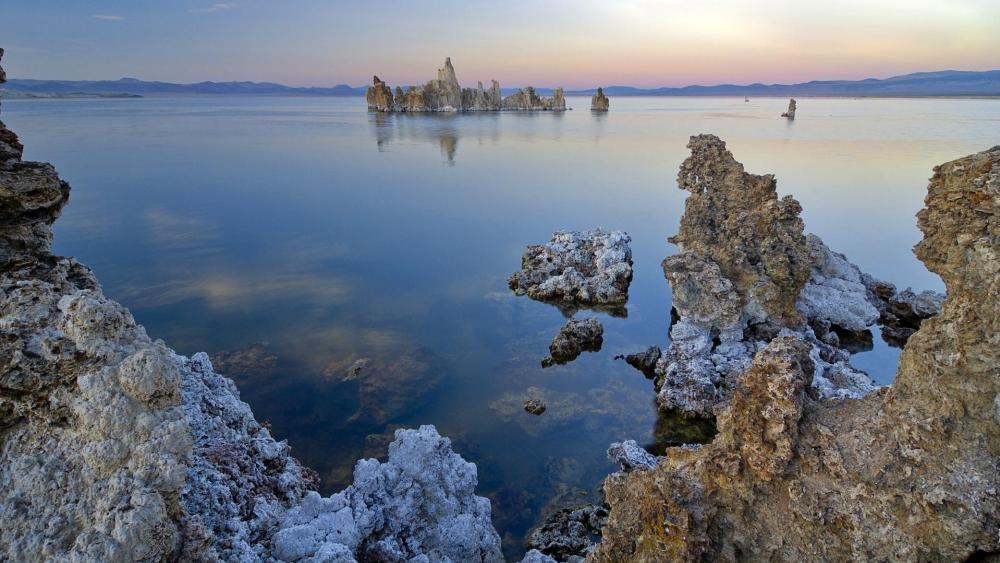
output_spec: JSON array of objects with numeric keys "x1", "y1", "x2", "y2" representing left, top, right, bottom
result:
[
  {"x1": 509, "y1": 229, "x2": 632, "y2": 316},
  {"x1": 524, "y1": 398, "x2": 547, "y2": 415},
  {"x1": 595, "y1": 145, "x2": 1000, "y2": 561},
  {"x1": 210, "y1": 341, "x2": 278, "y2": 380},
  {"x1": 366, "y1": 57, "x2": 565, "y2": 112},
  {"x1": 0, "y1": 50, "x2": 503, "y2": 562},
  {"x1": 542, "y1": 318, "x2": 604, "y2": 367},
  {"x1": 781, "y1": 97, "x2": 797, "y2": 119},
  {"x1": 590, "y1": 87, "x2": 609, "y2": 111}
]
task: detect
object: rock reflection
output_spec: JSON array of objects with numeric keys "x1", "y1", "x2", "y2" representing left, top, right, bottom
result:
[
  {"x1": 370, "y1": 111, "x2": 502, "y2": 164},
  {"x1": 645, "y1": 409, "x2": 716, "y2": 455}
]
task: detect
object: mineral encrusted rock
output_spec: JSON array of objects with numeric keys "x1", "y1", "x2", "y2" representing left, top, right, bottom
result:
[
  {"x1": 542, "y1": 318, "x2": 604, "y2": 367},
  {"x1": 590, "y1": 87, "x2": 609, "y2": 111},
  {"x1": 365, "y1": 75, "x2": 395, "y2": 112},
  {"x1": 526, "y1": 503, "x2": 608, "y2": 562},
  {"x1": 781, "y1": 97, "x2": 797, "y2": 119},
  {"x1": 668, "y1": 134, "x2": 811, "y2": 326},
  {"x1": 0, "y1": 50, "x2": 503, "y2": 562},
  {"x1": 509, "y1": 229, "x2": 633, "y2": 315},
  {"x1": 594, "y1": 145, "x2": 1000, "y2": 561},
  {"x1": 606, "y1": 440, "x2": 660, "y2": 472},
  {"x1": 655, "y1": 135, "x2": 875, "y2": 415},
  {"x1": 502, "y1": 86, "x2": 566, "y2": 111},
  {"x1": 366, "y1": 57, "x2": 565, "y2": 112},
  {"x1": 862, "y1": 274, "x2": 945, "y2": 346},
  {"x1": 272, "y1": 426, "x2": 503, "y2": 562}
]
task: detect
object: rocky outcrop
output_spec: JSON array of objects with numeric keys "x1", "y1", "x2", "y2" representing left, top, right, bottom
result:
[
  {"x1": 618, "y1": 345, "x2": 661, "y2": 378},
  {"x1": 526, "y1": 503, "x2": 608, "y2": 562},
  {"x1": 365, "y1": 75, "x2": 395, "y2": 112},
  {"x1": 590, "y1": 88, "x2": 609, "y2": 111},
  {"x1": 862, "y1": 274, "x2": 944, "y2": 346},
  {"x1": 542, "y1": 318, "x2": 604, "y2": 367},
  {"x1": 366, "y1": 57, "x2": 566, "y2": 112},
  {"x1": 272, "y1": 426, "x2": 503, "y2": 562},
  {"x1": 655, "y1": 135, "x2": 876, "y2": 415},
  {"x1": 594, "y1": 145, "x2": 1000, "y2": 561},
  {"x1": 0, "y1": 50, "x2": 503, "y2": 562},
  {"x1": 606, "y1": 440, "x2": 660, "y2": 472},
  {"x1": 502, "y1": 87, "x2": 566, "y2": 111},
  {"x1": 509, "y1": 229, "x2": 633, "y2": 316},
  {"x1": 781, "y1": 97, "x2": 796, "y2": 119}
]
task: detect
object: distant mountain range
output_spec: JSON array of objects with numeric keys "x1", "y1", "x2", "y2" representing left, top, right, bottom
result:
[{"x1": 4, "y1": 70, "x2": 999, "y2": 98}]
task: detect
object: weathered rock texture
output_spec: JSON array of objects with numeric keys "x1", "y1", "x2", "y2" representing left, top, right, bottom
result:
[
  {"x1": 526, "y1": 503, "x2": 608, "y2": 562},
  {"x1": 656, "y1": 135, "x2": 876, "y2": 415},
  {"x1": 366, "y1": 57, "x2": 566, "y2": 112},
  {"x1": 542, "y1": 318, "x2": 604, "y2": 367},
  {"x1": 0, "y1": 50, "x2": 503, "y2": 562},
  {"x1": 781, "y1": 97, "x2": 796, "y2": 119},
  {"x1": 272, "y1": 425, "x2": 503, "y2": 562},
  {"x1": 509, "y1": 229, "x2": 633, "y2": 316},
  {"x1": 593, "y1": 145, "x2": 1000, "y2": 561},
  {"x1": 863, "y1": 274, "x2": 945, "y2": 347},
  {"x1": 590, "y1": 88, "x2": 609, "y2": 111}
]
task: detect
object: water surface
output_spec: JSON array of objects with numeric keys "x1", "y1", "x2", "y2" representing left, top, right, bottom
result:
[{"x1": 5, "y1": 95, "x2": 996, "y2": 557}]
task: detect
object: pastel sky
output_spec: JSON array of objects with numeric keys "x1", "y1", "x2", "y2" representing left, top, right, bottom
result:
[{"x1": 2, "y1": 0, "x2": 998, "y2": 89}]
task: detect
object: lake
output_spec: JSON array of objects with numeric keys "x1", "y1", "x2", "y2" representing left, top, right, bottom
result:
[{"x1": 4, "y1": 94, "x2": 997, "y2": 557}]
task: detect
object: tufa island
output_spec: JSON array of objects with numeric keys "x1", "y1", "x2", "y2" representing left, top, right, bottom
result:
[
  {"x1": 366, "y1": 57, "x2": 567, "y2": 112},
  {"x1": 2, "y1": 46, "x2": 999, "y2": 562}
]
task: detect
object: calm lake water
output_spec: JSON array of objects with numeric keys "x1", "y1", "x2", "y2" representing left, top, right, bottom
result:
[{"x1": 5, "y1": 95, "x2": 997, "y2": 556}]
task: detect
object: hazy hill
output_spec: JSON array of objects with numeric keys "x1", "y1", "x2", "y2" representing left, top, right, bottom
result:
[{"x1": 4, "y1": 70, "x2": 998, "y2": 98}]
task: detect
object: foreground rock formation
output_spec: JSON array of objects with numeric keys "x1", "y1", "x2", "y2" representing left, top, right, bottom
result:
[
  {"x1": 509, "y1": 229, "x2": 633, "y2": 316},
  {"x1": 366, "y1": 57, "x2": 566, "y2": 112},
  {"x1": 590, "y1": 88, "x2": 609, "y2": 111},
  {"x1": 781, "y1": 97, "x2": 797, "y2": 119},
  {"x1": 655, "y1": 135, "x2": 877, "y2": 415},
  {"x1": 0, "y1": 50, "x2": 503, "y2": 562},
  {"x1": 594, "y1": 143, "x2": 1000, "y2": 560}
]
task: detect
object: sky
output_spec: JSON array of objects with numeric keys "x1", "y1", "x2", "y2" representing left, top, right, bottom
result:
[{"x1": 2, "y1": 0, "x2": 999, "y2": 89}]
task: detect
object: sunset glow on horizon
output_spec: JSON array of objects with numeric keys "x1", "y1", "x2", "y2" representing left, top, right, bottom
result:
[{"x1": 3, "y1": 0, "x2": 999, "y2": 89}]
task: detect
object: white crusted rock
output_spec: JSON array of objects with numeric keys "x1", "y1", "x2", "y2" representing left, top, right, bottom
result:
[{"x1": 509, "y1": 229, "x2": 633, "y2": 314}]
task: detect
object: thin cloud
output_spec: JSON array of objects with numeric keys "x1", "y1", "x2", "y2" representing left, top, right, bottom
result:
[
  {"x1": 92, "y1": 14, "x2": 125, "y2": 21},
  {"x1": 189, "y1": 3, "x2": 237, "y2": 13}
]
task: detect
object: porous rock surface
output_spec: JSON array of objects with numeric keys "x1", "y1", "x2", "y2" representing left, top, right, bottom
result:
[
  {"x1": 656, "y1": 135, "x2": 876, "y2": 415},
  {"x1": 593, "y1": 145, "x2": 1000, "y2": 561},
  {"x1": 0, "y1": 50, "x2": 503, "y2": 562},
  {"x1": 862, "y1": 274, "x2": 945, "y2": 346},
  {"x1": 525, "y1": 503, "x2": 608, "y2": 562},
  {"x1": 590, "y1": 88, "x2": 609, "y2": 111},
  {"x1": 366, "y1": 57, "x2": 565, "y2": 112},
  {"x1": 509, "y1": 229, "x2": 633, "y2": 315},
  {"x1": 272, "y1": 425, "x2": 502, "y2": 563},
  {"x1": 542, "y1": 318, "x2": 604, "y2": 367}
]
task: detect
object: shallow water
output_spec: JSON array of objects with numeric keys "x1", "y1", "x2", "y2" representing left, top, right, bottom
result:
[{"x1": 5, "y1": 95, "x2": 997, "y2": 556}]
